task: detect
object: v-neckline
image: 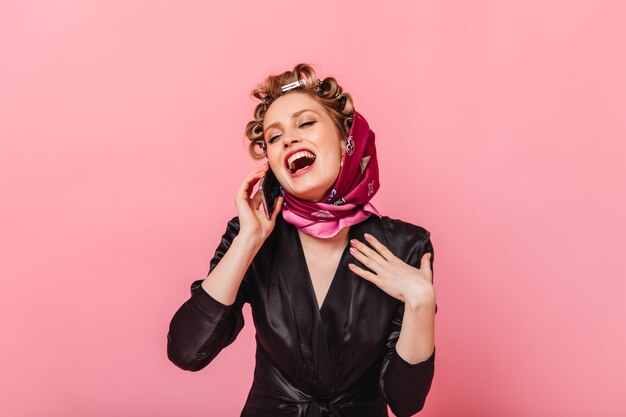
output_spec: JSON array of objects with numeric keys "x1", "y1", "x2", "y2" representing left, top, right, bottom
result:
[
  {"x1": 274, "y1": 213, "x2": 383, "y2": 372},
  {"x1": 294, "y1": 227, "x2": 355, "y2": 314}
]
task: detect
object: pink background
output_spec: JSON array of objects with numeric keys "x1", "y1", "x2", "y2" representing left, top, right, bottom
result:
[{"x1": 1, "y1": 1, "x2": 625, "y2": 416}]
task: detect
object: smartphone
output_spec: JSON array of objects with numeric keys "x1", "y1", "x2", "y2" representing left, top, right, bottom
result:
[{"x1": 259, "y1": 167, "x2": 282, "y2": 220}]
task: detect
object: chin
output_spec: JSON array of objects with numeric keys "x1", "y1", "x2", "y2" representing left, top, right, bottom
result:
[
  {"x1": 286, "y1": 183, "x2": 331, "y2": 202},
  {"x1": 278, "y1": 164, "x2": 337, "y2": 202},
  {"x1": 288, "y1": 189, "x2": 323, "y2": 202}
]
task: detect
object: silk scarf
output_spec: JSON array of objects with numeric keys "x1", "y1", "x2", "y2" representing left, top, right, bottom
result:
[{"x1": 281, "y1": 110, "x2": 381, "y2": 238}]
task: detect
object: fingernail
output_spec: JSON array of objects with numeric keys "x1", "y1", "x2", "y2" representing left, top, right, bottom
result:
[
  {"x1": 364, "y1": 233, "x2": 371, "y2": 239},
  {"x1": 350, "y1": 239, "x2": 358, "y2": 245}
]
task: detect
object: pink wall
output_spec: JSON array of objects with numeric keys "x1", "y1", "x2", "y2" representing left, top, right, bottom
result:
[{"x1": 1, "y1": 1, "x2": 625, "y2": 416}]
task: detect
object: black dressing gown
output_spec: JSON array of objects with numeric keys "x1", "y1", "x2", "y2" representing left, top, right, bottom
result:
[{"x1": 168, "y1": 213, "x2": 436, "y2": 417}]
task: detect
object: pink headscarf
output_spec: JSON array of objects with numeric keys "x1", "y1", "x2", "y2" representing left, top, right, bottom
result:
[{"x1": 281, "y1": 110, "x2": 381, "y2": 238}]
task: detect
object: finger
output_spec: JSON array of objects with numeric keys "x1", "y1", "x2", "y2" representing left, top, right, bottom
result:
[
  {"x1": 270, "y1": 196, "x2": 284, "y2": 222},
  {"x1": 250, "y1": 163, "x2": 270, "y2": 192},
  {"x1": 421, "y1": 253, "x2": 433, "y2": 283},
  {"x1": 348, "y1": 263, "x2": 382, "y2": 287},
  {"x1": 349, "y1": 245, "x2": 382, "y2": 273},
  {"x1": 350, "y1": 238, "x2": 387, "y2": 266},
  {"x1": 238, "y1": 171, "x2": 265, "y2": 200},
  {"x1": 420, "y1": 252, "x2": 432, "y2": 271},
  {"x1": 363, "y1": 233, "x2": 398, "y2": 262},
  {"x1": 240, "y1": 170, "x2": 264, "y2": 194},
  {"x1": 251, "y1": 189, "x2": 263, "y2": 209},
  {"x1": 247, "y1": 165, "x2": 268, "y2": 178},
  {"x1": 247, "y1": 164, "x2": 269, "y2": 179},
  {"x1": 254, "y1": 163, "x2": 269, "y2": 177}
]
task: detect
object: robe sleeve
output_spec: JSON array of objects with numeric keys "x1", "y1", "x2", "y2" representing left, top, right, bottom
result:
[
  {"x1": 379, "y1": 234, "x2": 436, "y2": 417},
  {"x1": 167, "y1": 216, "x2": 251, "y2": 372}
]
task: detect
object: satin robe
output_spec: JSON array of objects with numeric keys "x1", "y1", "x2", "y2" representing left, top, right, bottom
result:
[{"x1": 168, "y1": 213, "x2": 436, "y2": 417}]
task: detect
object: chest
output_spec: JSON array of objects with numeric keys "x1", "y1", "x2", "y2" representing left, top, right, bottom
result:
[
  {"x1": 300, "y1": 243, "x2": 346, "y2": 310},
  {"x1": 247, "y1": 218, "x2": 401, "y2": 389}
]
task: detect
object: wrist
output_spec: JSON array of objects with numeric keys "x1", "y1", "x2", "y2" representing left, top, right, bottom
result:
[
  {"x1": 403, "y1": 289, "x2": 436, "y2": 313},
  {"x1": 233, "y1": 233, "x2": 263, "y2": 252}
]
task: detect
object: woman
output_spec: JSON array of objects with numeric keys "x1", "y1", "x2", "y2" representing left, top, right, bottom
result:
[{"x1": 167, "y1": 64, "x2": 436, "y2": 417}]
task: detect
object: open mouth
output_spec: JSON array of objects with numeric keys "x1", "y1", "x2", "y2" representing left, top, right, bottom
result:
[{"x1": 285, "y1": 150, "x2": 316, "y2": 175}]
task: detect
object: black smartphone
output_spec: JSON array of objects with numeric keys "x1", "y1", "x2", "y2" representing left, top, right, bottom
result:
[{"x1": 259, "y1": 167, "x2": 282, "y2": 220}]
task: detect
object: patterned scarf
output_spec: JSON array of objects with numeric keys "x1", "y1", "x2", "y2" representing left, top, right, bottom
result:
[{"x1": 281, "y1": 110, "x2": 381, "y2": 238}]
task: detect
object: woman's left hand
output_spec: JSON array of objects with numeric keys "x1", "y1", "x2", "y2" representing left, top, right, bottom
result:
[{"x1": 348, "y1": 233, "x2": 435, "y2": 308}]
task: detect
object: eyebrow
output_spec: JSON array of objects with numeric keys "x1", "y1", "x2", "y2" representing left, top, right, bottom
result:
[{"x1": 264, "y1": 109, "x2": 320, "y2": 133}]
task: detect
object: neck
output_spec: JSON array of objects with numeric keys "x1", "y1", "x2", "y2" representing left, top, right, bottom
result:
[{"x1": 298, "y1": 226, "x2": 350, "y2": 250}]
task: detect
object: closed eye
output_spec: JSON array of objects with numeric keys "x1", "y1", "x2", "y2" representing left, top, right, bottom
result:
[
  {"x1": 268, "y1": 121, "x2": 316, "y2": 144},
  {"x1": 268, "y1": 134, "x2": 281, "y2": 144}
]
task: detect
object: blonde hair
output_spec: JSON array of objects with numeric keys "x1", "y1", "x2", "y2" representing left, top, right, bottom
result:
[{"x1": 245, "y1": 63, "x2": 355, "y2": 160}]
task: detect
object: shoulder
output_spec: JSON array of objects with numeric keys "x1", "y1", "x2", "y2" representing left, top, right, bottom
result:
[
  {"x1": 378, "y1": 215, "x2": 431, "y2": 242},
  {"x1": 375, "y1": 215, "x2": 434, "y2": 266},
  {"x1": 214, "y1": 216, "x2": 243, "y2": 244},
  {"x1": 226, "y1": 215, "x2": 241, "y2": 230}
]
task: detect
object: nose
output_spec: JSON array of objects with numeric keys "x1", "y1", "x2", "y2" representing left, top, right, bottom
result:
[{"x1": 282, "y1": 134, "x2": 301, "y2": 149}]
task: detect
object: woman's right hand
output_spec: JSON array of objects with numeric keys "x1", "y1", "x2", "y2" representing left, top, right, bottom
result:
[{"x1": 235, "y1": 163, "x2": 284, "y2": 247}]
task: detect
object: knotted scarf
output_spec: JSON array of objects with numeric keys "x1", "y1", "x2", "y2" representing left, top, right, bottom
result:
[{"x1": 281, "y1": 110, "x2": 381, "y2": 238}]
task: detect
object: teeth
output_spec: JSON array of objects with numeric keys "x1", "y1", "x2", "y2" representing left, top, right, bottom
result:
[{"x1": 287, "y1": 151, "x2": 316, "y2": 171}]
